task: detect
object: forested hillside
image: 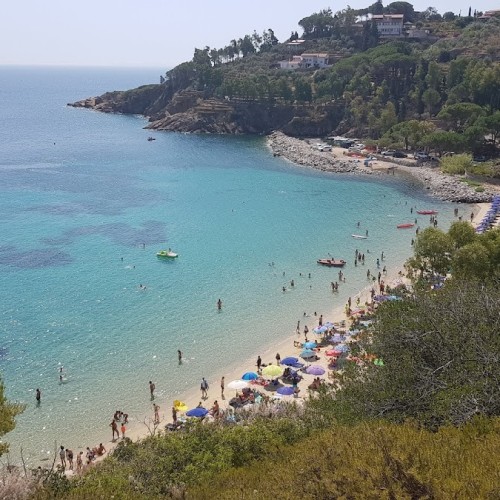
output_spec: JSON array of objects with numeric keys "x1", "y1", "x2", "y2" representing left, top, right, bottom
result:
[{"x1": 71, "y1": 3, "x2": 500, "y2": 157}]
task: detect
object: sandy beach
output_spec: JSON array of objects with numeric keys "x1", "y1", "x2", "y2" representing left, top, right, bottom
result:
[{"x1": 58, "y1": 134, "x2": 494, "y2": 475}]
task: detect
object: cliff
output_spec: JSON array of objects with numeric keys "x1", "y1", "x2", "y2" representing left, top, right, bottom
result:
[{"x1": 69, "y1": 87, "x2": 344, "y2": 137}]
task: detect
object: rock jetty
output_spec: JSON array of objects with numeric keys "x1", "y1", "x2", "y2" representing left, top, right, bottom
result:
[{"x1": 268, "y1": 132, "x2": 494, "y2": 203}]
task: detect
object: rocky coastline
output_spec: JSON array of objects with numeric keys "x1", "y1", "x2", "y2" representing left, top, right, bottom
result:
[{"x1": 268, "y1": 132, "x2": 494, "y2": 203}]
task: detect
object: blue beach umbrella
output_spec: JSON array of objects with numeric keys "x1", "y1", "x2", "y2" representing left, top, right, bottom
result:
[
  {"x1": 186, "y1": 407, "x2": 209, "y2": 418},
  {"x1": 281, "y1": 357, "x2": 299, "y2": 366},
  {"x1": 300, "y1": 349, "x2": 316, "y2": 359},
  {"x1": 277, "y1": 386, "x2": 295, "y2": 396},
  {"x1": 303, "y1": 341, "x2": 317, "y2": 349},
  {"x1": 313, "y1": 326, "x2": 327, "y2": 334},
  {"x1": 335, "y1": 344, "x2": 350, "y2": 353},
  {"x1": 241, "y1": 372, "x2": 259, "y2": 381}
]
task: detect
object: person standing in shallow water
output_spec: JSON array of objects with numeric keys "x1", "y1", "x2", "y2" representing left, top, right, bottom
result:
[
  {"x1": 149, "y1": 381, "x2": 155, "y2": 400},
  {"x1": 217, "y1": 298, "x2": 222, "y2": 310},
  {"x1": 35, "y1": 388, "x2": 41, "y2": 406},
  {"x1": 178, "y1": 350, "x2": 182, "y2": 364}
]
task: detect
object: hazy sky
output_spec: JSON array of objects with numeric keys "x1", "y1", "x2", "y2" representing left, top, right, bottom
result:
[{"x1": 1, "y1": 0, "x2": 495, "y2": 68}]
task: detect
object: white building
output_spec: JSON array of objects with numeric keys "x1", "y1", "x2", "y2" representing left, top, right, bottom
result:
[
  {"x1": 300, "y1": 53, "x2": 331, "y2": 69},
  {"x1": 372, "y1": 14, "x2": 404, "y2": 36},
  {"x1": 279, "y1": 55, "x2": 302, "y2": 70},
  {"x1": 279, "y1": 53, "x2": 332, "y2": 70}
]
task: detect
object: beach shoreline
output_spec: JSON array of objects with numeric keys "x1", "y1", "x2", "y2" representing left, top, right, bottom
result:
[{"x1": 32, "y1": 134, "x2": 492, "y2": 475}]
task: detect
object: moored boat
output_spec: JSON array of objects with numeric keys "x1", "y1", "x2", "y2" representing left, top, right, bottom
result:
[
  {"x1": 351, "y1": 234, "x2": 367, "y2": 239},
  {"x1": 317, "y1": 258, "x2": 346, "y2": 267},
  {"x1": 416, "y1": 210, "x2": 438, "y2": 215},
  {"x1": 157, "y1": 249, "x2": 178, "y2": 258},
  {"x1": 397, "y1": 223, "x2": 415, "y2": 229}
]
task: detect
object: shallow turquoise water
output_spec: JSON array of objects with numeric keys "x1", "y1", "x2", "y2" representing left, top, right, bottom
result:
[{"x1": 0, "y1": 67, "x2": 459, "y2": 464}]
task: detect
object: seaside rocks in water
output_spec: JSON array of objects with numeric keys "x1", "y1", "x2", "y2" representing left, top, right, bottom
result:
[{"x1": 267, "y1": 132, "x2": 494, "y2": 203}]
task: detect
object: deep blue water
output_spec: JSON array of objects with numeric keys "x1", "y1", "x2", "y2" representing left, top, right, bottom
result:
[{"x1": 0, "y1": 66, "x2": 458, "y2": 464}]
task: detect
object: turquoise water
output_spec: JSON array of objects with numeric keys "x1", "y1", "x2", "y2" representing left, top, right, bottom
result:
[{"x1": 0, "y1": 67, "x2": 458, "y2": 464}]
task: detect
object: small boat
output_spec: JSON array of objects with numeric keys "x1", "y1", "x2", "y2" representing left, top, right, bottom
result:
[
  {"x1": 147, "y1": 136, "x2": 156, "y2": 141},
  {"x1": 157, "y1": 249, "x2": 178, "y2": 258},
  {"x1": 416, "y1": 210, "x2": 438, "y2": 215},
  {"x1": 317, "y1": 258, "x2": 346, "y2": 267},
  {"x1": 351, "y1": 234, "x2": 367, "y2": 239},
  {"x1": 397, "y1": 223, "x2": 415, "y2": 229}
]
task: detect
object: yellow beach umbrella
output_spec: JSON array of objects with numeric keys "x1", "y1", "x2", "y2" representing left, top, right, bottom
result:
[
  {"x1": 174, "y1": 400, "x2": 188, "y2": 412},
  {"x1": 262, "y1": 365, "x2": 283, "y2": 377}
]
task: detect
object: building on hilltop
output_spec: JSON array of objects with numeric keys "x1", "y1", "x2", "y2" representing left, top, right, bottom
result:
[
  {"x1": 479, "y1": 9, "x2": 500, "y2": 19},
  {"x1": 278, "y1": 52, "x2": 334, "y2": 70},
  {"x1": 372, "y1": 14, "x2": 404, "y2": 37},
  {"x1": 279, "y1": 55, "x2": 302, "y2": 70},
  {"x1": 300, "y1": 53, "x2": 331, "y2": 69}
]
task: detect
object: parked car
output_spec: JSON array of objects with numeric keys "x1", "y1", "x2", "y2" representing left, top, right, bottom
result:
[
  {"x1": 381, "y1": 150, "x2": 396, "y2": 156},
  {"x1": 473, "y1": 155, "x2": 487, "y2": 162},
  {"x1": 413, "y1": 152, "x2": 429, "y2": 160},
  {"x1": 392, "y1": 151, "x2": 407, "y2": 158}
]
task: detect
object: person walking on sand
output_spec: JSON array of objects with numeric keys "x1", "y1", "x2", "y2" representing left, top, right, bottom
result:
[
  {"x1": 276, "y1": 353, "x2": 281, "y2": 365},
  {"x1": 257, "y1": 356, "x2": 262, "y2": 372},
  {"x1": 221, "y1": 376, "x2": 225, "y2": 398},
  {"x1": 172, "y1": 405, "x2": 178, "y2": 424},
  {"x1": 121, "y1": 422, "x2": 126, "y2": 439},
  {"x1": 201, "y1": 377, "x2": 209, "y2": 398},
  {"x1": 59, "y1": 446, "x2": 66, "y2": 469},
  {"x1": 149, "y1": 381, "x2": 156, "y2": 400},
  {"x1": 153, "y1": 403, "x2": 160, "y2": 424},
  {"x1": 319, "y1": 315, "x2": 323, "y2": 326},
  {"x1": 110, "y1": 419, "x2": 119, "y2": 441},
  {"x1": 35, "y1": 388, "x2": 41, "y2": 406}
]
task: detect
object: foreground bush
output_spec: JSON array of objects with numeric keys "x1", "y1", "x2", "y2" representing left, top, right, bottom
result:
[{"x1": 188, "y1": 418, "x2": 500, "y2": 499}]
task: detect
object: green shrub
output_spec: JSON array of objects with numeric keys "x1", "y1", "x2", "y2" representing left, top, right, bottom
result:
[{"x1": 440, "y1": 154, "x2": 473, "y2": 174}]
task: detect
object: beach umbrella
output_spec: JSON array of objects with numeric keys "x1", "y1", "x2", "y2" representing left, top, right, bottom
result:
[
  {"x1": 335, "y1": 344, "x2": 350, "y2": 353},
  {"x1": 300, "y1": 349, "x2": 316, "y2": 359},
  {"x1": 303, "y1": 341, "x2": 317, "y2": 349},
  {"x1": 326, "y1": 349, "x2": 340, "y2": 357},
  {"x1": 241, "y1": 372, "x2": 259, "y2": 381},
  {"x1": 173, "y1": 400, "x2": 188, "y2": 412},
  {"x1": 276, "y1": 386, "x2": 294, "y2": 396},
  {"x1": 186, "y1": 407, "x2": 209, "y2": 418},
  {"x1": 329, "y1": 333, "x2": 345, "y2": 343},
  {"x1": 281, "y1": 357, "x2": 299, "y2": 366},
  {"x1": 227, "y1": 379, "x2": 248, "y2": 390},
  {"x1": 262, "y1": 365, "x2": 284, "y2": 377},
  {"x1": 306, "y1": 365, "x2": 325, "y2": 376},
  {"x1": 313, "y1": 326, "x2": 327, "y2": 334}
]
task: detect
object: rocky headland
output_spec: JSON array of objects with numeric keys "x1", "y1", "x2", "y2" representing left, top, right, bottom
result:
[{"x1": 70, "y1": 87, "x2": 344, "y2": 137}]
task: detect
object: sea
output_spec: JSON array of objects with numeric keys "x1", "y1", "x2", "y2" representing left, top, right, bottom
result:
[{"x1": 0, "y1": 66, "x2": 459, "y2": 465}]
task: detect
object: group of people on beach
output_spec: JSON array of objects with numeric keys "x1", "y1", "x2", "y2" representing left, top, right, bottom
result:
[{"x1": 58, "y1": 442, "x2": 106, "y2": 473}]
